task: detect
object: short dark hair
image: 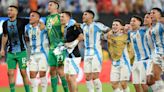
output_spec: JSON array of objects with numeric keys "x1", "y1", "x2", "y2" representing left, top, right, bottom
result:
[
  {"x1": 132, "y1": 15, "x2": 143, "y2": 26},
  {"x1": 9, "y1": 5, "x2": 18, "y2": 11},
  {"x1": 152, "y1": 7, "x2": 163, "y2": 17},
  {"x1": 30, "y1": 11, "x2": 41, "y2": 18},
  {"x1": 49, "y1": 1, "x2": 59, "y2": 9},
  {"x1": 61, "y1": 11, "x2": 72, "y2": 18},
  {"x1": 113, "y1": 19, "x2": 125, "y2": 26},
  {"x1": 84, "y1": 10, "x2": 95, "y2": 18}
]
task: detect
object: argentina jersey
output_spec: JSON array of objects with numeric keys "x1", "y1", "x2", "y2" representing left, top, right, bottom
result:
[
  {"x1": 128, "y1": 28, "x2": 149, "y2": 61},
  {"x1": 25, "y1": 24, "x2": 49, "y2": 57},
  {"x1": 151, "y1": 22, "x2": 164, "y2": 55},
  {"x1": 144, "y1": 27, "x2": 155, "y2": 58},
  {"x1": 120, "y1": 45, "x2": 132, "y2": 72},
  {"x1": 81, "y1": 22, "x2": 109, "y2": 63}
]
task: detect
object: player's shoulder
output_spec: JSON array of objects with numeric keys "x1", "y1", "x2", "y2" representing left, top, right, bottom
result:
[
  {"x1": 25, "y1": 23, "x2": 31, "y2": 28},
  {"x1": 69, "y1": 19, "x2": 76, "y2": 24},
  {"x1": 17, "y1": 17, "x2": 29, "y2": 21},
  {"x1": 3, "y1": 19, "x2": 8, "y2": 25}
]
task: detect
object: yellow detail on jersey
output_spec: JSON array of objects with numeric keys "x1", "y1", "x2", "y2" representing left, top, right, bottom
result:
[{"x1": 108, "y1": 31, "x2": 128, "y2": 61}]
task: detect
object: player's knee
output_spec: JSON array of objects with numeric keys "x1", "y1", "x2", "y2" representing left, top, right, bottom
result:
[
  {"x1": 8, "y1": 70, "x2": 14, "y2": 77},
  {"x1": 111, "y1": 82, "x2": 119, "y2": 89},
  {"x1": 141, "y1": 84, "x2": 149, "y2": 92},
  {"x1": 66, "y1": 75, "x2": 70, "y2": 82},
  {"x1": 120, "y1": 81, "x2": 128, "y2": 89},
  {"x1": 147, "y1": 75, "x2": 155, "y2": 86},
  {"x1": 85, "y1": 73, "x2": 92, "y2": 81},
  {"x1": 92, "y1": 73, "x2": 99, "y2": 80},
  {"x1": 30, "y1": 74, "x2": 36, "y2": 78},
  {"x1": 39, "y1": 71, "x2": 46, "y2": 78},
  {"x1": 20, "y1": 70, "x2": 28, "y2": 78},
  {"x1": 57, "y1": 71, "x2": 65, "y2": 77},
  {"x1": 50, "y1": 67, "x2": 57, "y2": 77}
]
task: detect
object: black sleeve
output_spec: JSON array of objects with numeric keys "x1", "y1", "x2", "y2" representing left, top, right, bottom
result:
[
  {"x1": 75, "y1": 26, "x2": 83, "y2": 35},
  {"x1": 23, "y1": 18, "x2": 29, "y2": 25},
  {"x1": 2, "y1": 21, "x2": 8, "y2": 35},
  {"x1": 66, "y1": 25, "x2": 82, "y2": 42}
]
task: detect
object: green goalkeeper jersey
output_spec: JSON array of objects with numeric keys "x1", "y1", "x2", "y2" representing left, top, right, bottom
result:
[{"x1": 46, "y1": 14, "x2": 63, "y2": 49}]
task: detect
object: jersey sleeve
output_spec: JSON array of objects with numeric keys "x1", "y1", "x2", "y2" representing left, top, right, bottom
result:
[
  {"x1": 96, "y1": 22, "x2": 109, "y2": 32},
  {"x1": 25, "y1": 24, "x2": 30, "y2": 37},
  {"x1": 159, "y1": 23, "x2": 164, "y2": 32},
  {"x1": 75, "y1": 25, "x2": 83, "y2": 35},
  {"x1": 2, "y1": 21, "x2": 8, "y2": 35}
]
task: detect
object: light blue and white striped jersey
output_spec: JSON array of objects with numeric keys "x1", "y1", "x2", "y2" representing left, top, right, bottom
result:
[
  {"x1": 121, "y1": 45, "x2": 132, "y2": 72},
  {"x1": 144, "y1": 27, "x2": 155, "y2": 58},
  {"x1": 112, "y1": 44, "x2": 132, "y2": 72},
  {"x1": 25, "y1": 24, "x2": 49, "y2": 57},
  {"x1": 81, "y1": 22, "x2": 109, "y2": 64},
  {"x1": 128, "y1": 28, "x2": 149, "y2": 61},
  {"x1": 151, "y1": 22, "x2": 164, "y2": 55}
]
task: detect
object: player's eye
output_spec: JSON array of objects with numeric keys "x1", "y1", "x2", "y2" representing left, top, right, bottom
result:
[{"x1": 31, "y1": 14, "x2": 35, "y2": 18}]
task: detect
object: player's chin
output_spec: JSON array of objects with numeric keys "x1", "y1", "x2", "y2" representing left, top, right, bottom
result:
[
  {"x1": 29, "y1": 21, "x2": 34, "y2": 24},
  {"x1": 147, "y1": 75, "x2": 155, "y2": 86}
]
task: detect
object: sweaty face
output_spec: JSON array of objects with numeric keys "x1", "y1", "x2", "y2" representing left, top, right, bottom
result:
[
  {"x1": 7, "y1": 7, "x2": 18, "y2": 18},
  {"x1": 48, "y1": 2, "x2": 57, "y2": 13},
  {"x1": 144, "y1": 14, "x2": 152, "y2": 26},
  {"x1": 130, "y1": 18, "x2": 141, "y2": 30},
  {"x1": 112, "y1": 21, "x2": 123, "y2": 32},
  {"x1": 82, "y1": 12, "x2": 93, "y2": 23},
  {"x1": 150, "y1": 10, "x2": 161, "y2": 22},
  {"x1": 29, "y1": 12, "x2": 40, "y2": 24}
]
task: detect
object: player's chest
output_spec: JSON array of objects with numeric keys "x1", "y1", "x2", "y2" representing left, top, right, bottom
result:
[{"x1": 28, "y1": 28, "x2": 41, "y2": 38}]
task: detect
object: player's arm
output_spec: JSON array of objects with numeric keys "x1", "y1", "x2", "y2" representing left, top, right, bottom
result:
[
  {"x1": 159, "y1": 17, "x2": 164, "y2": 24},
  {"x1": 24, "y1": 25, "x2": 30, "y2": 42},
  {"x1": 0, "y1": 22, "x2": 8, "y2": 56},
  {"x1": 22, "y1": 18, "x2": 45, "y2": 30},
  {"x1": 124, "y1": 24, "x2": 132, "y2": 34},
  {"x1": 96, "y1": 22, "x2": 110, "y2": 33},
  {"x1": 39, "y1": 21, "x2": 45, "y2": 30},
  {"x1": 65, "y1": 25, "x2": 84, "y2": 48},
  {"x1": 96, "y1": 22, "x2": 110, "y2": 40}
]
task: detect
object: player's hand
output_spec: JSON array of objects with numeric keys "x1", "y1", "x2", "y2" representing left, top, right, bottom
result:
[
  {"x1": 75, "y1": 23, "x2": 80, "y2": 28},
  {"x1": 124, "y1": 24, "x2": 132, "y2": 33},
  {"x1": 159, "y1": 17, "x2": 164, "y2": 24},
  {"x1": 0, "y1": 49, "x2": 5, "y2": 57},
  {"x1": 107, "y1": 31, "x2": 112, "y2": 39},
  {"x1": 77, "y1": 34, "x2": 84, "y2": 41},
  {"x1": 39, "y1": 21, "x2": 45, "y2": 30}
]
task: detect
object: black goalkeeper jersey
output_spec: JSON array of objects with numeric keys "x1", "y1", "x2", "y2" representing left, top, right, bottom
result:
[
  {"x1": 65, "y1": 25, "x2": 83, "y2": 58},
  {"x1": 2, "y1": 18, "x2": 29, "y2": 53}
]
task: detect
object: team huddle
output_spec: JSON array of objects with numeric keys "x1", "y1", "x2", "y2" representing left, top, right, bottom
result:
[{"x1": 0, "y1": 1, "x2": 164, "y2": 92}]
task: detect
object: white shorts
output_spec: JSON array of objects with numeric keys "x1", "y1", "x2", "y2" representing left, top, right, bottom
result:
[
  {"x1": 64, "y1": 57, "x2": 81, "y2": 75},
  {"x1": 84, "y1": 55, "x2": 102, "y2": 73},
  {"x1": 29, "y1": 53, "x2": 48, "y2": 71},
  {"x1": 153, "y1": 54, "x2": 164, "y2": 71},
  {"x1": 132, "y1": 61, "x2": 147, "y2": 84},
  {"x1": 110, "y1": 63, "x2": 130, "y2": 82},
  {"x1": 146, "y1": 59, "x2": 154, "y2": 75}
]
